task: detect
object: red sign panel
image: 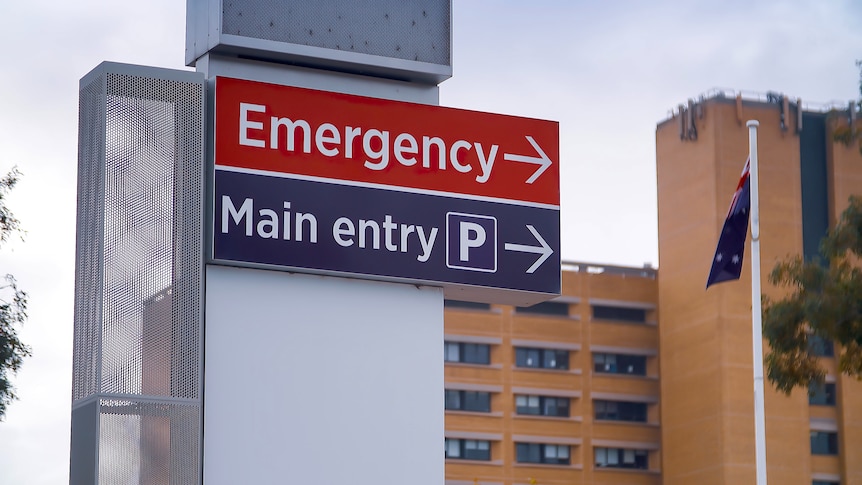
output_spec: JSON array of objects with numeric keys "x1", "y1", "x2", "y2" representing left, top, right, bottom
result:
[{"x1": 215, "y1": 77, "x2": 559, "y2": 206}]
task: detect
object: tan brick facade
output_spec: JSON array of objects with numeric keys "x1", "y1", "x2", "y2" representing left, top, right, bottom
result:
[
  {"x1": 444, "y1": 264, "x2": 661, "y2": 485},
  {"x1": 657, "y1": 94, "x2": 861, "y2": 485},
  {"x1": 443, "y1": 91, "x2": 861, "y2": 485}
]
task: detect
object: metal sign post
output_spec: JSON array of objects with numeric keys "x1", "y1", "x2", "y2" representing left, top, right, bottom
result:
[{"x1": 70, "y1": 2, "x2": 560, "y2": 484}]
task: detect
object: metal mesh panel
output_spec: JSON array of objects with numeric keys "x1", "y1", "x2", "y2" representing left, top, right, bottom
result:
[
  {"x1": 71, "y1": 63, "x2": 204, "y2": 485},
  {"x1": 91, "y1": 72, "x2": 204, "y2": 400},
  {"x1": 73, "y1": 74, "x2": 106, "y2": 402},
  {"x1": 98, "y1": 399, "x2": 200, "y2": 485},
  {"x1": 221, "y1": 0, "x2": 451, "y2": 65},
  {"x1": 102, "y1": 84, "x2": 176, "y2": 397}
]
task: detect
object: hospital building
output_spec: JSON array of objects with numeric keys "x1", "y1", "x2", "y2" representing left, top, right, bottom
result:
[{"x1": 443, "y1": 90, "x2": 862, "y2": 485}]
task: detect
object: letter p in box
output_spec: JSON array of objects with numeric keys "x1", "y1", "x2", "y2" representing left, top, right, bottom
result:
[
  {"x1": 446, "y1": 213, "x2": 497, "y2": 273},
  {"x1": 211, "y1": 77, "x2": 561, "y2": 306}
]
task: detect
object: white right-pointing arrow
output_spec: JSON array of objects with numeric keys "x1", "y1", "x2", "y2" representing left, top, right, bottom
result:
[
  {"x1": 503, "y1": 135, "x2": 553, "y2": 184},
  {"x1": 504, "y1": 225, "x2": 553, "y2": 274}
]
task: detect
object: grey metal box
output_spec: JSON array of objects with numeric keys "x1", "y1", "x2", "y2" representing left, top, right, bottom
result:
[
  {"x1": 72, "y1": 62, "x2": 205, "y2": 485},
  {"x1": 185, "y1": 0, "x2": 452, "y2": 83}
]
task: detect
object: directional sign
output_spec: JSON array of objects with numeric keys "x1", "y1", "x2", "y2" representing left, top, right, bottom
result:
[
  {"x1": 215, "y1": 77, "x2": 559, "y2": 205},
  {"x1": 211, "y1": 77, "x2": 560, "y2": 305}
]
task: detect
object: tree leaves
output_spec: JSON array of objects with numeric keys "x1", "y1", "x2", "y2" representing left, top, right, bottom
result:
[
  {"x1": 0, "y1": 167, "x2": 28, "y2": 420},
  {"x1": 0, "y1": 168, "x2": 22, "y2": 247},
  {"x1": 0, "y1": 275, "x2": 29, "y2": 418},
  {"x1": 763, "y1": 196, "x2": 862, "y2": 393}
]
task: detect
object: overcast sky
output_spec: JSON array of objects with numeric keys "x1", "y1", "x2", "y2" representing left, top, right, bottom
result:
[{"x1": 0, "y1": 1, "x2": 860, "y2": 483}]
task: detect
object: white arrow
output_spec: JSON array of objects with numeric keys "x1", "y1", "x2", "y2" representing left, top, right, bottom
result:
[
  {"x1": 504, "y1": 224, "x2": 553, "y2": 274},
  {"x1": 503, "y1": 135, "x2": 553, "y2": 184}
]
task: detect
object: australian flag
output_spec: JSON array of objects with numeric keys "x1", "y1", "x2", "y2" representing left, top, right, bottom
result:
[{"x1": 706, "y1": 158, "x2": 751, "y2": 288}]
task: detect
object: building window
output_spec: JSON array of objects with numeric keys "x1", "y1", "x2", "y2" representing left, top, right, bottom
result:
[
  {"x1": 809, "y1": 382, "x2": 836, "y2": 406},
  {"x1": 593, "y1": 352, "x2": 647, "y2": 376},
  {"x1": 810, "y1": 431, "x2": 839, "y2": 455},
  {"x1": 515, "y1": 395, "x2": 569, "y2": 417},
  {"x1": 515, "y1": 301, "x2": 569, "y2": 317},
  {"x1": 809, "y1": 335, "x2": 835, "y2": 357},
  {"x1": 592, "y1": 305, "x2": 647, "y2": 323},
  {"x1": 445, "y1": 390, "x2": 491, "y2": 413},
  {"x1": 515, "y1": 443, "x2": 570, "y2": 465},
  {"x1": 594, "y1": 400, "x2": 648, "y2": 422},
  {"x1": 515, "y1": 347, "x2": 568, "y2": 370},
  {"x1": 444, "y1": 299, "x2": 491, "y2": 311},
  {"x1": 595, "y1": 447, "x2": 648, "y2": 469},
  {"x1": 444, "y1": 341, "x2": 490, "y2": 365},
  {"x1": 445, "y1": 438, "x2": 491, "y2": 461}
]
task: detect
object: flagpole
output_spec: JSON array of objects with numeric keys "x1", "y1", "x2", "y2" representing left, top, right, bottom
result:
[{"x1": 747, "y1": 119, "x2": 767, "y2": 485}]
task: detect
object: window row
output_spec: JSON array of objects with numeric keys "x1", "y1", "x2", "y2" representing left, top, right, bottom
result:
[
  {"x1": 445, "y1": 390, "x2": 490, "y2": 413},
  {"x1": 594, "y1": 400, "x2": 648, "y2": 422},
  {"x1": 808, "y1": 335, "x2": 834, "y2": 357},
  {"x1": 445, "y1": 440, "x2": 652, "y2": 470},
  {"x1": 808, "y1": 382, "x2": 836, "y2": 406},
  {"x1": 810, "y1": 431, "x2": 838, "y2": 455},
  {"x1": 445, "y1": 391, "x2": 652, "y2": 423},
  {"x1": 515, "y1": 347, "x2": 569, "y2": 370},
  {"x1": 444, "y1": 299, "x2": 571, "y2": 317},
  {"x1": 446, "y1": 391, "x2": 570, "y2": 417},
  {"x1": 515, "y1": 394, "x2": 569, "y2": 417},
  {"x1": 592, "y1": 304, "x2": 647, "y2": 323},
  {"x1": 593, "y1": 352, "x2": 647, "y2": 376},
  {"x1": 444, "y1": 299, "x2": 652, "y2": 323},
  {"x1": 516, "y1": 442, "x2": 570, "y2": 465},
  {"x1": 445, "y1": 341, "x2": 650, "y2": 377},
  {"x1": 444, "y1": 438, "x2": 491, "y2": 461},
  {"x1": 595, "y1": 447, "x2": 649, "y2": 469},
  {"x1": 444, "y1": 342, "x2": 490, "y2": 365}
]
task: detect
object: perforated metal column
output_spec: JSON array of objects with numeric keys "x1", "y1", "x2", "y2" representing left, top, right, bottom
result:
[{"x1": 71, "y1": 63, "x2": 205, "y2": 485}]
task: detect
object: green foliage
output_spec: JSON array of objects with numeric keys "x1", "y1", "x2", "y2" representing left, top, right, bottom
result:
[
  {"x1": 0, "y1": 275, "x2": 29, "y2": 418},
  {"x1": 763, "y1": 196, "x2": 862, "y2": 393},
  {"x1": 0, "y1": 168, "x2": 28, "y2": 419},
  {"x1": 765, "y1": 63, "x2": 862, "y2": 393},
  {"x1": 833, "y1": 60, "x2": 862, "y2": 154},
  {"x1": 0, "y1": 169, "x2": 22, "y2": 246}
]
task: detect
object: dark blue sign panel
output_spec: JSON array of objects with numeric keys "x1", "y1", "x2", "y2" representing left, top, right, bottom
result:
[{"x1": 212, "y1": 169, "x2": 560, "y2": 303}]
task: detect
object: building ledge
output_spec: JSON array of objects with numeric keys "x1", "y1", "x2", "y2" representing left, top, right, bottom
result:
[
  {"x1": 445, "y1": 459, "x2": 503, "y2": 466},
  {"x1": 514, "y1": 463, "x2": 584, "y2": 470},
  {"x1": 513, "y1": 414, "x2": 583, "y2": 423},
  {"x1": 512, "y1": 367, "x2": 582, "y2": 375},
  {"x1": 593, "y1": 466, "x2": 661, "y2": 475},
  {"x1": 592, "y1": 419, "x2": 660, "y2": 428},
  {"x1": 592, "y1": 372, "x2": 658, "y2": 381},
  {"x1": 445, "y1": 410, "x2": 503, "y2": 418},
  {"x1": 446, "y1": 362, "x2": 503, "y2": 370}
]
